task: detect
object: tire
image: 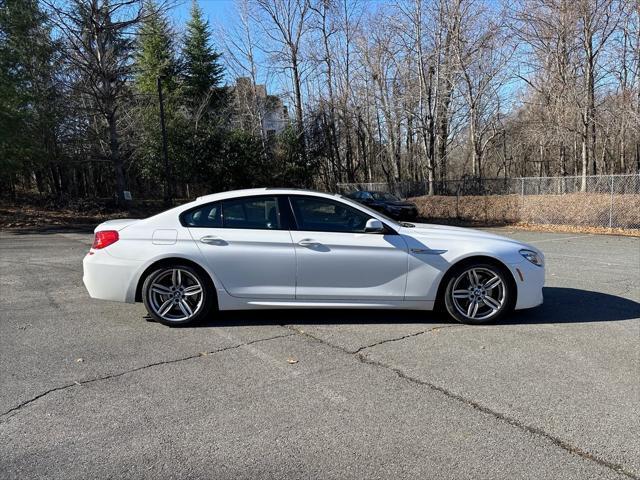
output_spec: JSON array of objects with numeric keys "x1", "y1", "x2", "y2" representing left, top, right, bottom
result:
[
  {"x1": 443, "y1": 262, "x2": 515, "y2": 325},
  {"x1": 142, "y1": 264, "x2": 214, "y2": 326}
]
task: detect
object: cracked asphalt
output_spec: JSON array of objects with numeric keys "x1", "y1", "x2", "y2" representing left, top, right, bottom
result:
[{"x1": 1, "y1": 228, "x2": 639, "y2": 479}]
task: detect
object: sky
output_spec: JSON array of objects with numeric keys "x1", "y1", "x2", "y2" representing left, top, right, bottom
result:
[{"x1": 170, "y1": 0, "x2": 237, "y2": 36}]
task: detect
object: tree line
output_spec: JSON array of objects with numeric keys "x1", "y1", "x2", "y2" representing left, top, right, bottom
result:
[{"x1": 1, "y1": 0, "x2": 638, "y2": 205}]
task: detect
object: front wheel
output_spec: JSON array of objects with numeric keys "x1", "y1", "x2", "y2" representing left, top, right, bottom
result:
[
  {"x1": 142, "y1": 264, "x2": 214, "y2": 326},
  {"x1": 443, "y1": 263, "x2": 515, "y2": 325}
]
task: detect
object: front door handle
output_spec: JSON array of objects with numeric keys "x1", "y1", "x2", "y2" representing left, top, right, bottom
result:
[
  {"x1": 297, "y1": 239, "x2": 319, "y2": 247},
  {"x1": 200, "y1": 235, "x2": 226, "y2": 245}
]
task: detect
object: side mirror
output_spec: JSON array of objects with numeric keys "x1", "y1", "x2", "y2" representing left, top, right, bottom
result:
[{"x1": 365, "y1": 218, "x2": 385, "y2": 233}]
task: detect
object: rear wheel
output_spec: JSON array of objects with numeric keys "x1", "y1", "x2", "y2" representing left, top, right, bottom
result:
[
  {"x1": 443, "y1": 263, "x2": 514, "y2": 324},
  {"x1": 142, "y1": 264, "x2": 214, "y2": 326}
]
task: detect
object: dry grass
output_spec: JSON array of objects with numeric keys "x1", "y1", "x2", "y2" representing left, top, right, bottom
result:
[
  {"x1": 0, "y1": 204, "x2": 128, "y2": 230},
  {"x1": 410, "y1": 193, "x2": 640, "y2": 236},
  {"x1": 507, "y1": 223, "x2": 640, "y2": 237},
  {"x1": 0, "y1": 199, "x2": 168, "y2": 230}
]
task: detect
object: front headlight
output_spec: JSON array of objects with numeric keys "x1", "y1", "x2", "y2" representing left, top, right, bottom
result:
[{"x1": 520, "y1": 249, "x2": 543, "y2": 267}]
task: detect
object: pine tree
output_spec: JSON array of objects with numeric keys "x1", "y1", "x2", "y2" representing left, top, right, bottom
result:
[
  {"x1": 0, "y1": 0, "x2": 63, "y2": 196},
  {"x1": 134, "y1": 0, "x2": 178, "y2": 94},
  {"x1": 131, "y1": 0, "x2": 183, "y2": 196},
  {"x1": 176, "y1": 1, "x2": 228, "y2": 196},
  {"x1": 182, "y1": 0, "x2": 224, "y2": 107}
]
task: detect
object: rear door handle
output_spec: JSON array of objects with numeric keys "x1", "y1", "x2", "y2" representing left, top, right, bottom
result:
[{"x1": 200, "y1": 235, "x2": 226, "y2": 245}]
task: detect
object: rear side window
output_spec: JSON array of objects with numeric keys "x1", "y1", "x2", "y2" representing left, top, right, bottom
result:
[
  {"x1": 222, "y1": 196, "x2": 280, "y2": 230},
  {"x1": 182, "y1": 202, "x2": 222, "y2": 227},
  {"x1": 182, "y1": 196, "x2": 281, "y2": 230}
]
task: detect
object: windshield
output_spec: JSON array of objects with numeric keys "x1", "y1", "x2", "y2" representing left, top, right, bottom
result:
[
  {"x1": 371, "y1": 192, "x2": 400, "y2": 201},
  {"x1": 337, "y1": 195, "x2": 401, "y2": 228}
]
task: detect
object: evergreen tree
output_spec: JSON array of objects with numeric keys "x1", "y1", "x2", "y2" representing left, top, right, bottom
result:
[
  {"x1": 134, "y1": 0, "x2": 179, "y2": 94},
  {"x1": 132, "y1": 0, "x2": 182, "y2": 195},
  {"x1": 177, "y1": 1, "x2": 228, "y2": 196},
  {"x1": 182, "y1": 0, "x2": 224, "y2": 107},
  {"x1": 0, "y1": 0, "x2": 63, "y2": 196}
]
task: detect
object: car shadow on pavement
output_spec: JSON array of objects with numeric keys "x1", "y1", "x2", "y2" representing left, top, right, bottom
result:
[
  {"x1": 196, "y1": 287, "x2": 639, "y2": 328},
  {"x1": 504, "y1": 287, "x2": 640, "y2": 325}
]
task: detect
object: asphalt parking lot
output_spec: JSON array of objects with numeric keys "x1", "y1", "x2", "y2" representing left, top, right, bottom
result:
[{"x1": 1, "y1": 228, "x2": 639, "y2": 479}]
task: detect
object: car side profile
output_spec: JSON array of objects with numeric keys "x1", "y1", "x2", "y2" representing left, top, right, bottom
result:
[{"x1": 83, "y1": 188, "x2": 544, "y2": 326}]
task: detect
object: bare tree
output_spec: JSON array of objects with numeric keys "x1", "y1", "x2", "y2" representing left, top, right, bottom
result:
[
  {"x1": 433, "y1": 0, "x2": 460, "y2": 185},
  {"x1": 576, "y1": 0, "x2": 622, "y2": 187},
  {"x1": 252, "y1": 0, "x2": 311, "y2": 149},
  {"x1": 220, "y1": 0, "x2": 268, "y2": 141},
  {"x1": 46, "y1": 0, "x2": 144, "y2": 204},
  {"x1": 610, "y1": 0, "x2": 640, "y2": 173},
  {"x1": 309, "y1": 0, "x2": 343, "y2": 181},
  {"x1": 359, "y1": 9, "x2": 407, "y2": 185},
  {"x1": 453, "y1": 0, "x2": 511, "y2": 179}
]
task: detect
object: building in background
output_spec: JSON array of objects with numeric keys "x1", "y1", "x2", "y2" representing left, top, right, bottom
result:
[{"x1": 231, "y1": 77, "x2": 289, "y2": 138}]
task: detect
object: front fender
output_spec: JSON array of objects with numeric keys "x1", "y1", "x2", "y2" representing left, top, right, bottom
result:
[{"x1": 403, "y1": 234, "x2": 524, "y2": 301}]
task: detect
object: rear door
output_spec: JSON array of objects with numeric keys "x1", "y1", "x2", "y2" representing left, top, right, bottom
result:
[
  {"x1": 184, "y1": 195, "x2": 296, "y2": 299},
  {"x1": 287, "y1": 195, "x2": 409, "y2": 300}
]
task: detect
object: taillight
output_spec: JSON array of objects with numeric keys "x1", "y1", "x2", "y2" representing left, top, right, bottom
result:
[{"x1": 92, "y1": 230, "x2": 119, "y2": 249}]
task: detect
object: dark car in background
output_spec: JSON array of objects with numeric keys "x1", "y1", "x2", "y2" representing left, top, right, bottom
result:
[{"x1": 346, "y1": 190, "x2": 419, "y2": 220}]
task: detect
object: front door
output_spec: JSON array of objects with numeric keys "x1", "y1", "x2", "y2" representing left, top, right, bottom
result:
[{"x1": 288, "y1": 195, "x2": 408, "y2": 300}]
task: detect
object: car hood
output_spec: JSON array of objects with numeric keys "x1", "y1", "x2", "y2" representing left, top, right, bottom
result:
[{"x1": 399, "y1": 222, "x2": 539, "y2": 252}]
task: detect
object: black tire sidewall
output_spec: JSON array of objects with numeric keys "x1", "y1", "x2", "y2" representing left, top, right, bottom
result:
[
  {"x1": 443, "y1": 263, "x2": 515, "y2": 325},
  {"x1": 142, "y1": 265, "x2": 214, "y2": 326}
]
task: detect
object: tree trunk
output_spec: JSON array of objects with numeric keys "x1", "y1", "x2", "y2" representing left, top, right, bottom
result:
[
  {"x1": 469, "y1": 107, "x2": 480, "y2": 177},
  {"x1": 291, "y1": 53, "x2": 305, "y2": 154},
  {"x1": 581, "y1": 121, "x2": 588, "y2": 191},
  {"x1": 109, "y1": 111, "x2": 127, "y2": 205},
  {"x1": 437, "y1": 89, "x2": 451, "y2": 183},
  {"x1": 318, "y1": 6, "x2": 341, "y2": 184},
  {"x1": 582, "y1": 18, "x2": 596, "y2": 185}
]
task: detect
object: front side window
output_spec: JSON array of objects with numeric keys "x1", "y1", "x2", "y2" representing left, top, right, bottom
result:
[
  {"x1": 222, "y1": 196, "x2": 280, "y2": 230},
  {"x1": 290, "y1": 196, "x2": 371, "y2": 233}
]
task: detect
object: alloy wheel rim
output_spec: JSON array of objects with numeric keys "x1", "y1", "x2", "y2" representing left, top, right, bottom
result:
[
  {"x1": 148, "y1": 268, "x2": 203, "y2": 322},
  {"x1": 451, "y1": 267, "x2": 505, "y2": 321}
]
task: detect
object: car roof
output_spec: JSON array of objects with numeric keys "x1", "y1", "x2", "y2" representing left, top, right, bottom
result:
[{"x1": 194, "y1": 188, "x2": 341, "y2": 205}]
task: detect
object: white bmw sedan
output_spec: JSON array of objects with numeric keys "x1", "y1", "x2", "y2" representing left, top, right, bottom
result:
[{"x1": 83, "y1": 188, "x2": 544, "y2": 326}]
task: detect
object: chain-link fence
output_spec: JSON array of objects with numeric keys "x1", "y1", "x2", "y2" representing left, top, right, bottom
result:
[{"x1": 336, "y1": 174, "x2": 640, "y2": 231}]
